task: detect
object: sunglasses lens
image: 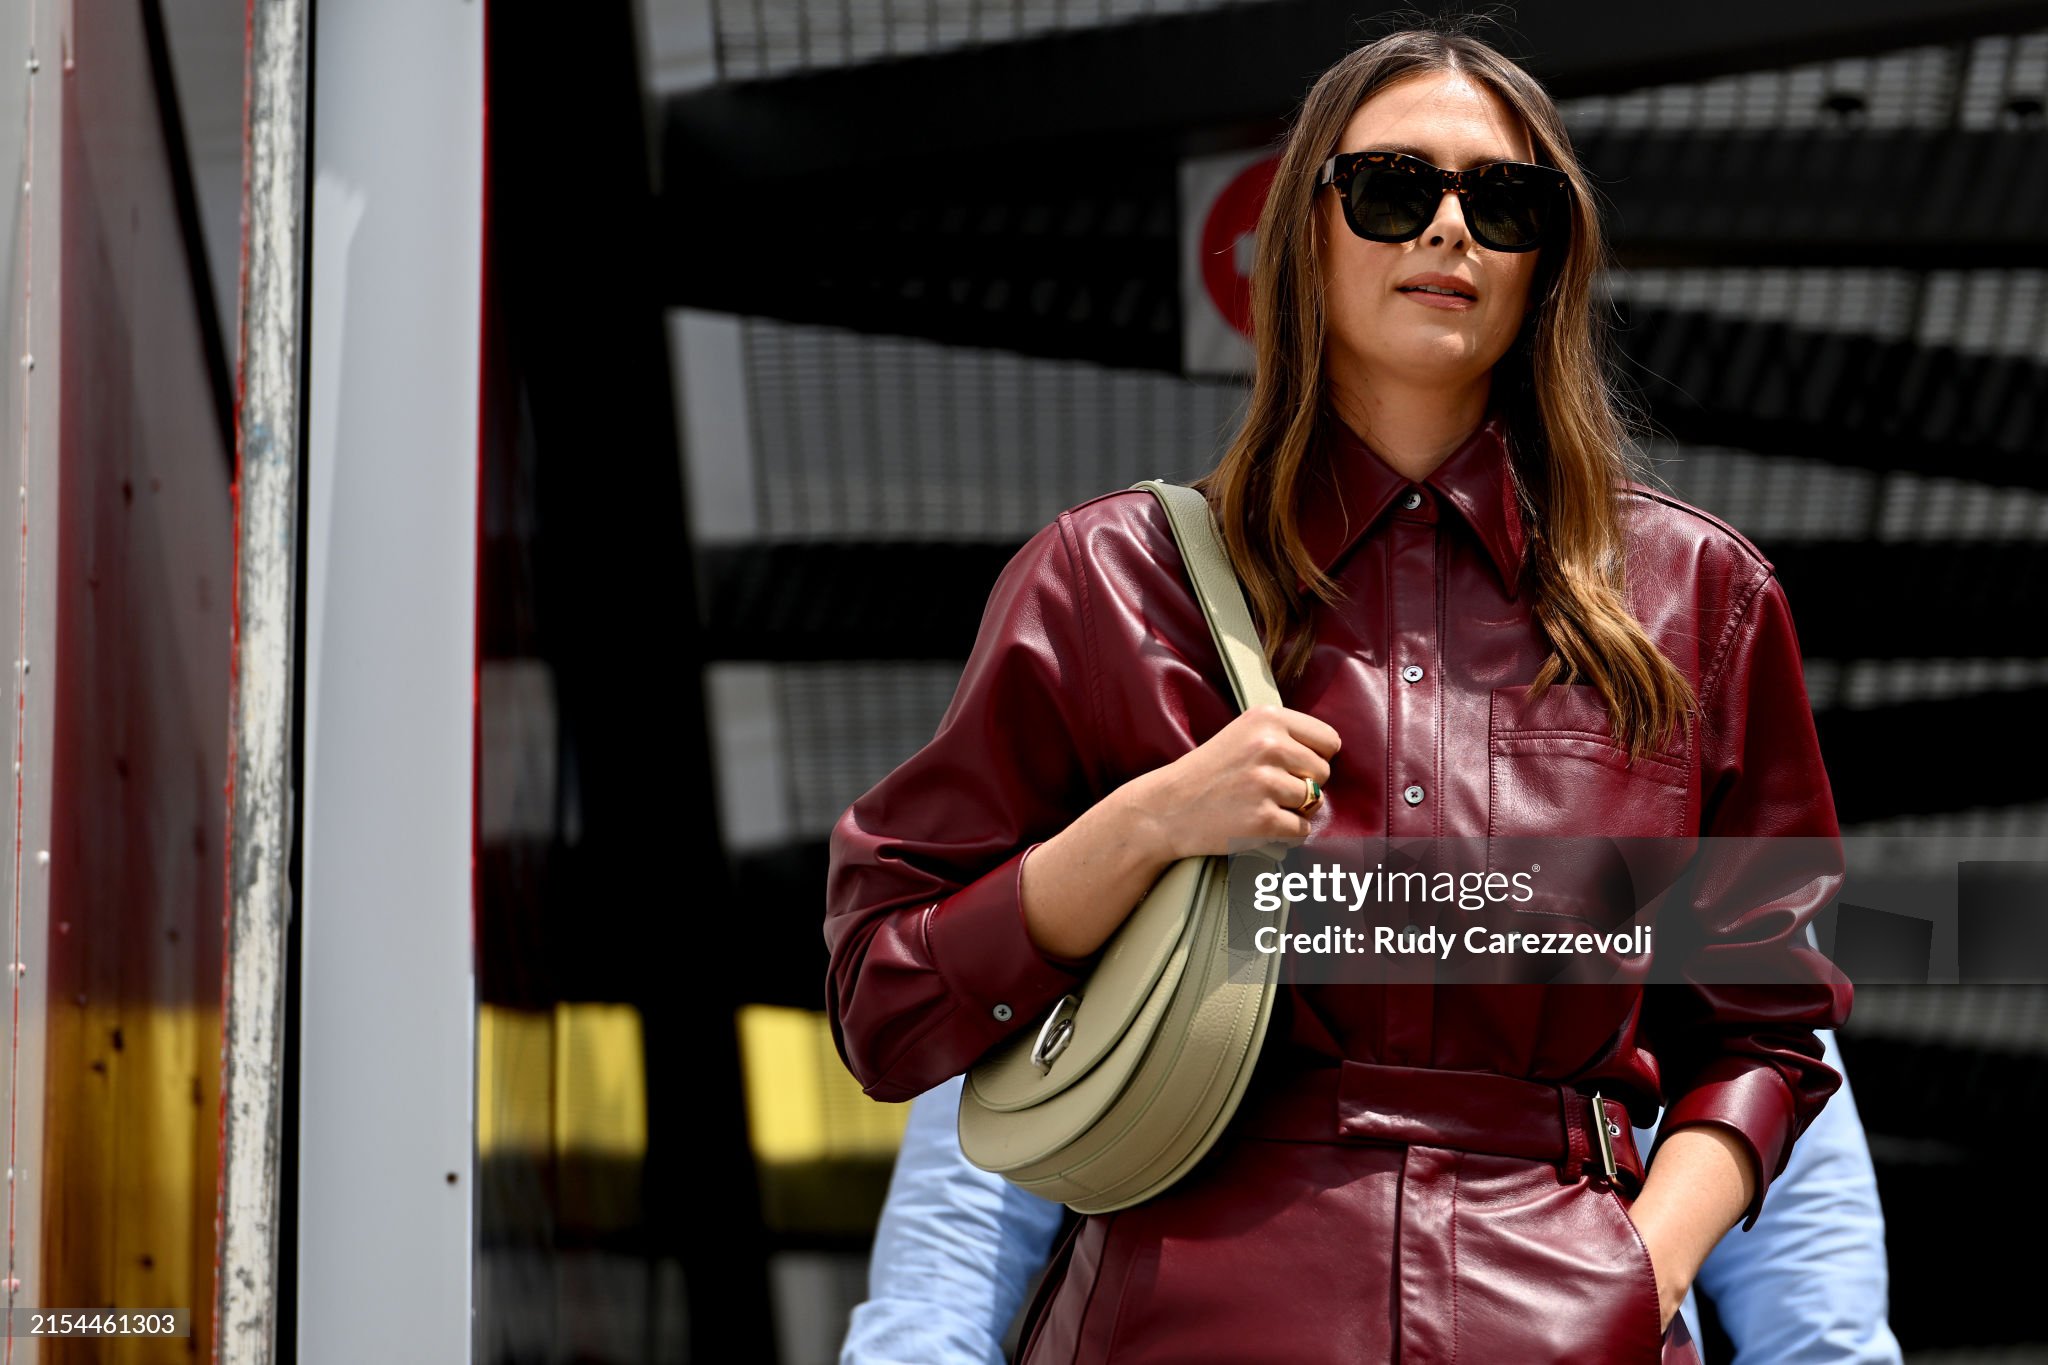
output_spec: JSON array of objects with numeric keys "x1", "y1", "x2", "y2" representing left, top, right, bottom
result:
[
  {"x1": 1347, "y1": 163, "x2": 1436, "y2": 241},
  {"x1": 1467, "y1": 172, "x2": 1557, "y2": 250}
]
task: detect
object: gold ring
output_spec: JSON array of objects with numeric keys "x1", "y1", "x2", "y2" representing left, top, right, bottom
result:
[{"x1": 1294, "y1": 776, "x2": 1323, "y2": 813}]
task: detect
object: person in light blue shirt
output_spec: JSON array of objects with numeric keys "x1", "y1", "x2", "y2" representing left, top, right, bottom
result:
[{"x1": 841, "y1": 1030, "x2": 1899, "y2": 1364}]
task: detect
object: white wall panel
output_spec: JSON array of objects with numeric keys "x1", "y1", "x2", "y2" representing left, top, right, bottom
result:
[{"x1": 298, "y1": 0, "x2": 483, "y2": 1359}]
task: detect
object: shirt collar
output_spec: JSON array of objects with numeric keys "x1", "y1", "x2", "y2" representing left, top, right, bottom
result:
[{"x1": 1293, "y1": 407, "x2": 1527, "y2": 598}]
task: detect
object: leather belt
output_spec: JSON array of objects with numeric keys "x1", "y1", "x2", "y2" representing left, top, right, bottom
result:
[{"x1": 1231, "y1": 1060, "x2": 1649, "y2": 1195}]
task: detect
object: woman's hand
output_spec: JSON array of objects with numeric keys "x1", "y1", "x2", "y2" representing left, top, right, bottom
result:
[
  {"x1": 1626, "y1": 1125, "x2": 1761, "y2": 1338},
  {"x1": 1133, "y1": 704, "x2": 1343, "y2": 862},
  {"x1": 1018, "y1": 704, "x2": 1341, "y2": 960}
]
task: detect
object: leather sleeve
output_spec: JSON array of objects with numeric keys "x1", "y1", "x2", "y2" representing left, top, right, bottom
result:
[
  {"x1": 824, "y1": 516, "x2": 1106, "y2": 1102},
  {"x1": 1642, "y1": 568, "x2": 1855, "y2": 1232},
  {"x1": 1688, "y1": 1032, "x2": 1903, "y2": 1358}
]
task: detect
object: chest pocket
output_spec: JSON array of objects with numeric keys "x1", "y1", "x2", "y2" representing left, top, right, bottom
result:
[{"x1": 1487, "y1": 684, "x2": 1695, "y2": 840}]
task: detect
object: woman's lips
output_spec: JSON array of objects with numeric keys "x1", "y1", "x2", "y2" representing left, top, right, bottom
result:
[{"x1": 1397, "y1": 287, "x2": 1476, "y2": 311}]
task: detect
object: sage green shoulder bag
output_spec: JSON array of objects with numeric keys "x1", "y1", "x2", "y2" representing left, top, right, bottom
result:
[{"x1": 955, "y1": 478, "x2": 1291, "y2": 1214}]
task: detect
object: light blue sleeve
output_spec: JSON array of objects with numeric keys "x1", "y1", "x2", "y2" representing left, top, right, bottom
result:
[
  {"x1": 1633, "y1": 1029, "x2": 1902, "y2": 1364},
  {"x1": 840, "y1": 1074, "x2": 1067, "y2": 1365}
]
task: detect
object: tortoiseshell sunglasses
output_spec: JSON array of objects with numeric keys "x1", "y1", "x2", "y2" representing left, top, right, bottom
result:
[{"x1": 1316, "y1": 150, "x2": 1570, "y2": 254}]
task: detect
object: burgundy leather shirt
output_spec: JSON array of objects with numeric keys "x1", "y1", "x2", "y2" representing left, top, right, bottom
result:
[{"x1": 824, "y1": 408, "x2": 1853, "y2": 1232}]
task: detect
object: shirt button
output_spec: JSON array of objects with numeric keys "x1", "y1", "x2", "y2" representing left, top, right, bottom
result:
[
  {"x1": 992, "y1": 1003, "x2": 1013, "y2": 1022},
  {"x1": 1403, "y1": 784, "x2": 1426, "y2": 806},
  {"x1": 1401, "y1": 489, "x2": 1424, "y2": 510},
  {"x1": 1401, "y1": 664, "x2": 1425, "y2": 683}
]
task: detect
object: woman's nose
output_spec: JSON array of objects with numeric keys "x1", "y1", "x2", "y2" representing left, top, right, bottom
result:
[{"x1": 1423, "y1": 188, "x2": 1470, "y2": 246}]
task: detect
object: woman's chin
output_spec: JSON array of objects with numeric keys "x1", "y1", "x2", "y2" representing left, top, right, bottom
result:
[{"x1": 1352, "y1": 337, "x2": 1498, "y2": 388}]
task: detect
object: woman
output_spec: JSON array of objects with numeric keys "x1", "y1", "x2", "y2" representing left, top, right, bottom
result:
[{"x1": 823, "y1": 24, "x2": 1853, "y2": 1365}]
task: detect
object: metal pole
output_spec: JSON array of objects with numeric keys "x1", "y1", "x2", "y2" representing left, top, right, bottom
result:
[{"x1": 215, "y1": 0, "x2": 310, "y2": 1359}]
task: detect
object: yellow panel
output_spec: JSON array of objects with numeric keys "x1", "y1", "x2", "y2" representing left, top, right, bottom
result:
[
  {"x1": 478, "y1": 1003, "x2": 648, "y2": 1159},
  {"x1": 552, "y1": 1003, "x2": 648, "y2": 1158},
  {"x1": 735, "y1": 1005, "x2": 909, "y2": 1164},
  {"x1": 42, "y1": 1002, "x2": 221, "y2": 1365},
  {"x1": 476, "y1": 1006, "x2": 553, "y2": 1154}
]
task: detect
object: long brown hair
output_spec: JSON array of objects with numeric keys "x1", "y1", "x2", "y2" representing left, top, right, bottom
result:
[{"x1": 1191, "y1": 21, "x2": 1695, "y2": 762}]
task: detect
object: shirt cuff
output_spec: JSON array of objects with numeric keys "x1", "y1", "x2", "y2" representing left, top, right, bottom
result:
[
  {"x1": 925, "y1": 842, "x2": 1092, "y2": 1044},
  {"x1": 1653, "y1": 1056, "x2": 1798, "y2": 1232}
]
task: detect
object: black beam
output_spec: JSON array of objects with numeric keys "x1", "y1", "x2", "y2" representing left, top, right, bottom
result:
[
  {"x1": 485, "y1": 1, "x2": 778, "y2": 1356},
  {"x1": 664, "y1": 0, "x2": 2048, "y2": 178},
  {"x1": 1618, "y1": 305, "x2": 2048, "y2": 491},
  {"x1": 662, "y1": 153, "x2": 1182, "y2": 369},
  {"x1": 1766, "y1": 542, "x2": 2048, "y2": 661},
  {"x1": 701, "y1": 541, "x2": 1017, "y2": 660},
  {"x1": 730, "y1": 840, "x2": 835, "y2": 1011},
  {"x1": 1589, "y1": 129, "x2": 2048, "y2": 267},
  {"x1": 700, "y1": 539, "x2": 2048, "y2": 663},
  {"x1": 1817, "y1": 688, "x2": 2048, "y2": 825}
]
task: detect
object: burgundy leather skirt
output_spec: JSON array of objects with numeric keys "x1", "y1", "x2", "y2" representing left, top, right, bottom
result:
[{"x1": 1016, "y1": 1061, "x2": 1705, "y2": 1364}]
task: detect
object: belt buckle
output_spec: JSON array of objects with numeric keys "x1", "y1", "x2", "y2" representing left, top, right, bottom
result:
[{"x1": 1589, "y1": 1090, "x2": 1618, "y2": 1181}]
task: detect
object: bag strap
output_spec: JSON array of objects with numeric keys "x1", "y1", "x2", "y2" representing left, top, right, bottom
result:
[{"x1": 1130, "y1": 480, "x2": 1282, "y2": 714}]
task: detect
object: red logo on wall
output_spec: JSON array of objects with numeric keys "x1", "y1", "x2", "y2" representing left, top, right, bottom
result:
[{"x1": 1197, "y1": 155, "x2": 1279, "y2": 340}]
